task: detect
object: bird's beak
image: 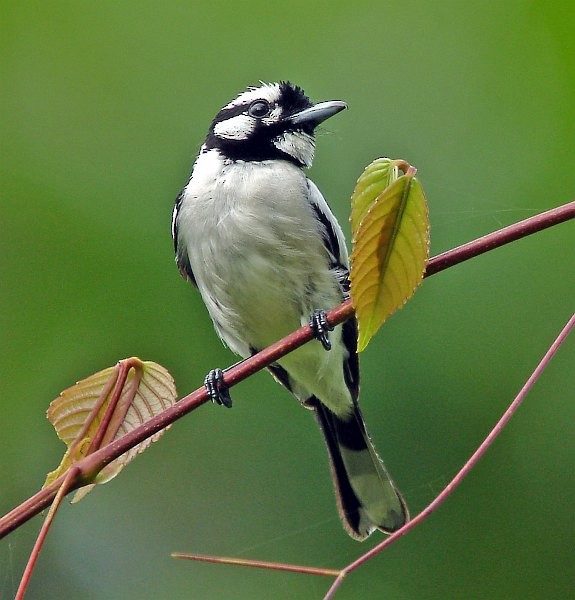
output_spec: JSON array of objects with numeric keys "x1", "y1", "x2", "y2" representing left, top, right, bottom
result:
[{"x1": 289, "y1": 100, "x2": 347, "y2": 126}]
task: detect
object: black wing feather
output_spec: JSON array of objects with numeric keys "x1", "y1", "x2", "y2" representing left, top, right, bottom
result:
[
  {"x1": 308, "y1": 183, "x2": 359, "y2": 400},
  {"x1": 310, "y1": 201, "x2": 346, "y2": 273},
  {"x1": 172, "y1": 188, "x2": 197, "y2": 286}
]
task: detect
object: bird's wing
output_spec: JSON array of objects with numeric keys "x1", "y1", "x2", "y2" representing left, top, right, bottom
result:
[
  {"x1": 172, "y1": 189, "x2": 197, "y2": 286},
  {"x1": 306, "y1": 178, "x2": 350, "y2": 296},
  {"x1": 307, "y1": 179, "x2": 360, "y2": 401}
]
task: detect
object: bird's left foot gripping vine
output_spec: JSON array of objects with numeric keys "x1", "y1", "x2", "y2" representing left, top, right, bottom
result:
[{"x1": 204, "y1": 368, "x2": 233, "y2": 408}]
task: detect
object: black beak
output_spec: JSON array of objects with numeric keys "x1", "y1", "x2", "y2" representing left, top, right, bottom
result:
[{"x1": 289, "y1": 100, "x2": 347, "y2": 127}]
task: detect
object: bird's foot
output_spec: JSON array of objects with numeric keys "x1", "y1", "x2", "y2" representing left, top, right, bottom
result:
[
  {"x1": 204, "y1": 368, "x2": 232, "y2": 408},
  {"x1": 309, "y1": 309, "x2": 334, "y2": 351}
]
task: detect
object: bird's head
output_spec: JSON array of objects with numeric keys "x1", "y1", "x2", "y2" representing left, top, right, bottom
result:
[{"x1": 204, "y1": 81, "x2": 346, "y2": 168}]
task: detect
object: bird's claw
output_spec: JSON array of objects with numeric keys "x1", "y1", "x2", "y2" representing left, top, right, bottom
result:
[
  {"x1": 310, "y1": 310, "x2": 334, "y2": 351},
  {"x1": 204, "y1": 368, "x2": 232, "y2": 408}
]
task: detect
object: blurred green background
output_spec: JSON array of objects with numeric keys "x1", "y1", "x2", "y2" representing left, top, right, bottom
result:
[{"x1": 1, "y1": 2, "x2": 574, "y2": 598}]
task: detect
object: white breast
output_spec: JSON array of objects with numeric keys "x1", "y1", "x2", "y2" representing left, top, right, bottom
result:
[{"x1": 176, "y1": 150, "x2": 342, "y2": 354}]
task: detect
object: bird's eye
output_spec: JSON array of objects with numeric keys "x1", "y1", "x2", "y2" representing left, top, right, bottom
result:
[{"x1": 248, "y1": 100, "x2": 271, "y2": 118}]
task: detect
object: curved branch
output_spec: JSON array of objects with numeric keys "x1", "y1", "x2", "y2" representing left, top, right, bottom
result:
[
  {"x1": 0, "y1": 200, "x2": 573, "y2": 540},
  {"x1": 425, "y1": 200, "x2": 575, "y2": 276}
]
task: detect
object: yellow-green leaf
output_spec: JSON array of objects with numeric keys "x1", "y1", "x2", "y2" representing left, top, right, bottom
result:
[
  {"x1": 350, "y1": 158, "x2": 409, "y2": 236},
  {"x1": 43, "y1": 357, "x2": 177, "y2": 502},
  {"x1": 350, "y1": 164, "x2": 429, "y2": 351}
]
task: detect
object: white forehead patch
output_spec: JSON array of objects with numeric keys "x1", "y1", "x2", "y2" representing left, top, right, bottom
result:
[
  {"x1": 213, "y1": 114, "x2": 255, "y2": 140},
  {"x1": 224, "y1": 82, "x2": 281, "y2": 109}
]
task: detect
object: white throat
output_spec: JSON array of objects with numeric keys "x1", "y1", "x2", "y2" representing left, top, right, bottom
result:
[{"x1": 272, "y1": 130, "x2": 315, "y2": 167}]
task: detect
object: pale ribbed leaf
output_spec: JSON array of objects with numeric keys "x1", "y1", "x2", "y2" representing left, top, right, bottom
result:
[
  {"x1": 43, "y1": 358, "x2": 177, "y2": 502},
  {"x1": 350, "y1": 162, "x2": 429, "y2": 351}
]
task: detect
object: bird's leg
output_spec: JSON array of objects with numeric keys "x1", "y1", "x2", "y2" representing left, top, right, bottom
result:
[
  {"x1": 204, "y1": 368, "x2": 232, "y2": 408},
  {"x1": 309, "y1": 309, "x2": 334, "y2": 351}
]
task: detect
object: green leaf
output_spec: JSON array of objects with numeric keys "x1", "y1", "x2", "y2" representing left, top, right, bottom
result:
[
  {"x1": 43, "y1": 357, "x2": 177, "y2": 502},
  {"x1": 350, "y1": 158, "x2": 408, "y2": 236},
  {"x1": 350, "y1": 160, "x2": 429, "y2": 352}
]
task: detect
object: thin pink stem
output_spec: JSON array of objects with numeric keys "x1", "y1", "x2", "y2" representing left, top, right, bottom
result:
[
  {"x1": 15, "y1": 466, "x2": 80, "y2": 600},
  {"x1": 323, "y1": 312, "x2": 575, "y2": 600},
  {"x1": 172, "y1": 553, "x2": 342, "y2": 577}
]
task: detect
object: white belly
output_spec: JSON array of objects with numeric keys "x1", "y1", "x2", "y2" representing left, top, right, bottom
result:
[{"x1": 177, "y1": 154, "x2": 352, "y2": 415}]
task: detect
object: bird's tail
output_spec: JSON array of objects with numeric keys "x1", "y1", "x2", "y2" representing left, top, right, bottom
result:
[{"x1": 313, "y1": 400, "x2": 408, "y2": 540}]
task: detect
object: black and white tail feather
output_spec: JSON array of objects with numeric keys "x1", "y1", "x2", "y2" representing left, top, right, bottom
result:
[{"x1": 172, "y1": 81, "x2": 408, "y2": 539}]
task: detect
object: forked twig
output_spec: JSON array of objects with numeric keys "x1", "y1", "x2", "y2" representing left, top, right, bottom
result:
[
  {"x1": 14, "y1": 467, "x2": 80, "y2": 600},
  {"x1": 322, "y1": 311, "x2": 574, "y2": 599}
]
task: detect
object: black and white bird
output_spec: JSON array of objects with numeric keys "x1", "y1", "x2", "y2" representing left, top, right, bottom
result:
[{"x1": 171, "y1": 81, "x2": 408, "y2": 539}]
